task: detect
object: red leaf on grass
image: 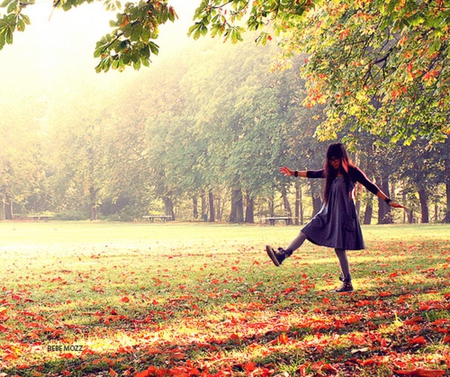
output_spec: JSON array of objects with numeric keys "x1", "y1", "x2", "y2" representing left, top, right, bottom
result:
[
  {"x1": 408, "y1": 336, "x2": 427, "y2": 345},
  {"x1": 244, "y1": 362, "x2": 257, "y2": 373},
  {"x1": 120, "y1": 297, "x2": 130, "y2": 303},
  {"x1": 404, "y1": 316, "x2": 424, "y2": 325},
  {"x1": 230, "y1": 333, "x2": 240, "y2": 341},
  {"x1": 395, "y1": 369, "x2": 445, "y2": 376},
  {"x1": 278, "y1": 333, "x2": 289, "y2": 345},
  {"x1": 135, "y1": 367, "x2": 155, "y2": 377}
]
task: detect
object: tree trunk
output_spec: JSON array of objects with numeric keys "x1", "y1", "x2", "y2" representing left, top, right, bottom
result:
[
  {"x1": 444, "y1": 183, "x2": 450, "y2": 223},
  {"x1": 310, "y1": 181, "x2": 322, "y2": 216},
  {"x1": 164, "y1": 197, "x2": 175, "y2": 220},
  {"x1": 355, "y1": 197, "x2": 361, "y2": 218},
  {"x1": 230, "y1": 188, "x2": 244, "y2": 223},
  {"x1": 363, "y1": 197, "x2": 373, "y2": 225},
  {"x1": 90, "y1": 206, "x2": 97, "y2": 221},
  {"x1": 245, "y1": 194, "x2": 254, "y2": 223},
  {"x1": 268, "y1": 192, "x2": 275, "y2": 217},
  {"x1": 5, "y1": 195, "x2": 13, "y2": 220},
  {"x1": 377, "y1": 175, "x2": 392, "y2": 224},
  {"x1": 192, "y1": 196, "x2": 198, "y2": 219},
  {"x1": 201, "y1": 191, "x2": 207, "y2": 220},
  {"x1": 208, "y1": 189, "x2": 215, "y2": 222},
  {"x1": 281, "y1": 186, "x2": 292, "y2": 216},
  {"x1": 89, "y1": 186, "x2": 99, "y2": 221},
  {"x1": 295, "y1": 181, "x2": 303, "y2": 225},
  {"x1": 0, "y1": 197, "x2": 5, "y2": 220},
  {"x1": 216, "y1": 196, "x2": 222, "y2": 221},
  {"x1": 418, "y1": 188, "x2": 429, "y2": 223}
]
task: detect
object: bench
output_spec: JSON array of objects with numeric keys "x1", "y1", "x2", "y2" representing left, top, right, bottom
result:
[
  {"x1": 142, "y1": 215, "x2": 173, "y2": 222},
  {"x1": 265, "y1": 217, "x2": 295, "y2": 226},
  {"x1": 29, "y1": 215, "x2": 53, "y2": 222}
]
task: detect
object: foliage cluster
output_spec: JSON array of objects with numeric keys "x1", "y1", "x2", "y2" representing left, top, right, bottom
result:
[
  {"x1": 0, "y1": 222, "x2": 449, "y2": 376},
  {"x1": 1, "y1": 0, "x2": 449, "y2": 142},
  {"x1": 190, "y1": 0, "x2": 450, "y2": 143},
  {"x1": 0, "y1": 36, "x2": 449, "y2": 223}
]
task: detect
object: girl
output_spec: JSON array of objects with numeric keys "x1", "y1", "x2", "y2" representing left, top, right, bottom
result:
[{"x1": 266, "y1": 143, "x2": 404, "y2": 292}]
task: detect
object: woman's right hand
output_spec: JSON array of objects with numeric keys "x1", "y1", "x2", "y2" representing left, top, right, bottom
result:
[{"x1": 280, "y1": 166, "x2": 294, "y2": 176}]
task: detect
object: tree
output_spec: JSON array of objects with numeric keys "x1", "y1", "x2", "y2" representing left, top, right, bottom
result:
[
  {"x1": 190, "y1": 0, "x2": 450, "y2": 144},
  {"x1": 0, "y1": 90, "x2": 45, "y2": 219},
  {"x1": 282, "y1": 1, "x2": 450, "y2": 145},
  {"x1": 2, "y1": 0, "x2": 448, "y2": 143}
]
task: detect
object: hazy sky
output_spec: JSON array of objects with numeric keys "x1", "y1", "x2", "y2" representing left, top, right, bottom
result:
[{"x1": 0, "y1": 0, "x2": 199, "y2": 93}]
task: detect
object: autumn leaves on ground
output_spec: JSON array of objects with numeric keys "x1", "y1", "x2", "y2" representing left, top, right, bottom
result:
[{"x1": 0, "y1": 222, "x2": 449, "y2": 377}]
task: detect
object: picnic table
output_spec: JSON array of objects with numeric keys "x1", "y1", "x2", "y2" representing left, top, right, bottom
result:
[
  {"x1": 142, "y1": 215, "x2": 173, "y2": 222},
  {"x1": 265, "y1": 216, "x2": 295, "y2": 226}
]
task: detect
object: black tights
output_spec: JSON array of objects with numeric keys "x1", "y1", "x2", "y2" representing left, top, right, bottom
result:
[{"x1": 285, "y1": 232, "x2": 351, "y2": 281}]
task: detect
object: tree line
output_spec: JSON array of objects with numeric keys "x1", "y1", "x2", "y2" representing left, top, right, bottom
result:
[{"x1": 1, "y1": 37, "x2": 449, "y2": 224}]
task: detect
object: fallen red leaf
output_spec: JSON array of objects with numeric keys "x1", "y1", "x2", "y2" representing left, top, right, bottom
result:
[
  {"x1": 278, "y1": 333, "x2": 289, "y2": 345},
  {"x1": 395, "y1": 368, "x2": 445, "y2": 377},
  {"x1": 408, "y1": 336, "x2": 427, "y2": 345},
  {"x1": 244, "y1": 362, "x2": 257, "y2": 373}
]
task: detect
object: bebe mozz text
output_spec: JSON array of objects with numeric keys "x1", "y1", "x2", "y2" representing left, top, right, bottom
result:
[{"x1": 47, "y1": 344, "x2": 83, "y2": 352}]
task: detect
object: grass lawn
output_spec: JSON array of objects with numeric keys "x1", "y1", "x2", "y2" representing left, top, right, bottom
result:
[{"x1": 0, "y1": 221, "x2": 449, "y2": 376}]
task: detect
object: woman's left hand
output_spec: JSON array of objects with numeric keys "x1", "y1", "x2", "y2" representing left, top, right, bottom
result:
[{"x1": 389, "y1": 201, "x2": 407, "y2": 209}]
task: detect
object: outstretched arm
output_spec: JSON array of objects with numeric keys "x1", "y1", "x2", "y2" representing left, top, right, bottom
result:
[
  {"x1": 352, "y1": 167, "x2": 406, "y2": 209},
  {"x1": 376, "y1": 191, "x2": 406, "y2": 209},
  {"x1": 279, "y1": 166, "x2": 307, "y2": 177}
]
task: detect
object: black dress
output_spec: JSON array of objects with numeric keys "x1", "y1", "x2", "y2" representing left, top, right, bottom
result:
[{"x1": 301, "y1": 167, "x2": 380, "y2": 251}]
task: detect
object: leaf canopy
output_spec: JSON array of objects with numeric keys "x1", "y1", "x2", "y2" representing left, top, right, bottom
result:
[{"x1": 1, "y1": 0, "x2": 449, "y2": 142}]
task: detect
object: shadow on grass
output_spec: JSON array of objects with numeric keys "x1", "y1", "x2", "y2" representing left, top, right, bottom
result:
[{"x1": 3, "y1": 276, "x2": 449, "y2": 377}]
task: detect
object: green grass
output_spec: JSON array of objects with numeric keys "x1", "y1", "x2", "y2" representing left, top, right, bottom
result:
[{"x1": 0, "y1": 221, "x2": 449, "y2": 376}]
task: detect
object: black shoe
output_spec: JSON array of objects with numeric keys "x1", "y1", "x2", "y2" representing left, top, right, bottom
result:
[
  {"x1": 266, "y1": 245, "x2": 290, "y2": 266},
  {"x1": 335, "y1": 280, "x2": 354, "y2": 293}
]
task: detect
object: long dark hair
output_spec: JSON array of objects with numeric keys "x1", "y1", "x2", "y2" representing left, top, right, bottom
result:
[{"x1": 323, "y1": 143, "x2": 355, "y2": 203}]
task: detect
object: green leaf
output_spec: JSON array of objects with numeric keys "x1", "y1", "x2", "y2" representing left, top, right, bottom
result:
[
  {"x1": 0, "y1": 0, "x2": 13, "y2": 7},
  {"x1": 168, "y1": 6, "x2": 177, "y2": 22},
  {"x1": 148, "y1": 41, "x2": 158, "y2": 55},
  {"x1": 20, "y1": 14, "x2": 30, "y2": 25},
  {"x1": 17, "y1": 18, "x2": 25, "y2": 32},
  {"x1": 130, "y1": 25, "x2": 141, "y2": 41},
  {"x1": 408, "y1": 14, "x2": 424, "y2": 27},
  {"x1": 429, "y1": 40, "x2": 441, "y2": 54},
  {"x1": 188, "y1": 23, "x2": 202, "y2": 40},
  {"x1": 7, "y1": 0, "x2": 18, "y2": 13},
  {"x1": 140, "y1": 44, "x2": 149, "y2": 59},
  {"x1": 133, "y1": 58, "x2": 141, "y2": 70},
  {"x1": 112, "y1": 58, "x2": 120, "y2": 70},
  {"x1": 5, "y1": 26, "x2": 12, "y2": 44}
]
